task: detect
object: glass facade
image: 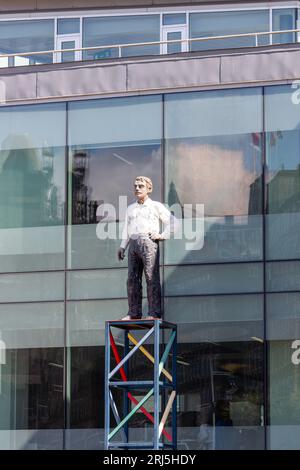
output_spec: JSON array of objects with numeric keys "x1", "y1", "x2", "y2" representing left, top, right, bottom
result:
[{"x1": 0, "y1": 84, "x2": 299, "y2": 449}]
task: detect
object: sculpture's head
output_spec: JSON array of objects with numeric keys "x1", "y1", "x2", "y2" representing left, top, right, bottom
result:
[{"x1": 134, "y1": 176, "x2": 153, "y2": 202}]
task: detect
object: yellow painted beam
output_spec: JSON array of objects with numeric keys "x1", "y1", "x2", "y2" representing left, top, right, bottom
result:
[
  {"x1": 128, "y1": 333, "x2": 172, "y2": 382},
  {"x1": 159, "y1": 391, "x2": 176, "y2": 438}
]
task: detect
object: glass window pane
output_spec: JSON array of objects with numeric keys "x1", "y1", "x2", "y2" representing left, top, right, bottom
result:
[
  {"x1": 166, "y1": 295, "x2": 264, "y2": 449},
  {"x1": 0, "y1": 19, "x2": 54, "y2": 64},
  {"x1": 67, "y1": 299, "x2": 127, "y2": 347},
  {"x1": 164, "y1": 88, "x2": 263, "y2": 264},
  {"x1": 269, "y1": 341, "x2": 300, "y2": 449},
  {"x1": 266, "y1": 261, "x2": 300, "y2": 292},
  {"x1": 166, "y1": 294, "x2": 263, "y2": 337},
  {"x1": 0, "y1": 302, "x2": 64, "y2": 449},
  {"x1": 67, "y1": 269, "x2": 127, "y2": 299},
  {"x1": 268, "y1": 293, "x2": 300, "y2": 449},
  {"x1": 167, "y1": 31, "x2": 182, "y2": 54},
  {"x1": 83, "y1": 15, "x2": 160, "y2": 59},
  {"x1": 265, "y1": 85, "x2": 300, "y2": 260},
  {"x1": 57, "y1": 18, "x2": 80, "y2": 35},
  {"x1": 67, "y1": 268, "x2": 160, "y2": 300},
  {"x1": 190, "y1": 10, "x2": 270, "y2": 51},
  {"x1": 267, "y1": 293, "x2": 300, "y2": 341},
  {"x1": 0, "y1": 103, "x2": 66, "y2": 272},
  {"x1": 61, "y1": 40, "x2": 75, "y2": 62},
  {"x1": 0, "y1": 272, "x2": 64, "y2": 302},
  {"x1": 67, "y1": 299, "x2": 128, "y2": 448},
  {"x1": 163, "y1": 13, "x2": 186, "y2": 25},
  {"x1": 272, "y1": 9, "x2": 296, "y2": 44},
  {"x1": 165, "y1": 263, "x2": 263, "y2": 296},
  {"x1": 68, "y1": 95, "x2": 162, "y2": 269}
]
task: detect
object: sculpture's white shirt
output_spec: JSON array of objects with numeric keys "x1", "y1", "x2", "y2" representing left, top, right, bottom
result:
[{"x1": 120, "y1": 197, "x2": 178, "y2": 249}]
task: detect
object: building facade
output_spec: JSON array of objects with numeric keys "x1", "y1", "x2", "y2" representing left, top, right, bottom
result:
[{"x1": 0, "y1": 0, "x2": 300, "y2": 450}]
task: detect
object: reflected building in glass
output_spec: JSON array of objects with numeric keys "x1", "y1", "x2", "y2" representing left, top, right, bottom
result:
[{"x1": 0, "y1": 0, "x2": 299, "y2": 452}]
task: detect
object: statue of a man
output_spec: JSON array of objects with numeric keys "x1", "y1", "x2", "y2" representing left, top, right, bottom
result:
[{"x1": 118, "y1": 176, "x2": 178, "y2": 320}]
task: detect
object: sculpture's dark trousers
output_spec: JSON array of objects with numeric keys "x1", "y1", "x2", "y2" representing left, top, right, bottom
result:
[{"x1": 127, "y1": 236, "x2": 161, "y2": 318}]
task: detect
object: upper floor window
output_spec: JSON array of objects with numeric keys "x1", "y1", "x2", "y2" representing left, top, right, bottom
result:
[
  {"x1": 0, "y1": 19, "x2": 54, "y2": 67},
  {"x1": 57, "y1": 18, "x2": 80, "y2": 35},
  {"x1": 272, "y1": 8, "x2": 296, "y2": 44},
  {"x1": 190, "y1": 10, "x2": 270, "y2": 51},
  {"x1": 82, "y1": 15, "x2": 160, "y2": 60}
]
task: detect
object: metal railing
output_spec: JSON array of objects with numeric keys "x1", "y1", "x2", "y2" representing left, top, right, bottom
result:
[{"x1": 0, "y1": 27, "x2": 298, "y2": 67}]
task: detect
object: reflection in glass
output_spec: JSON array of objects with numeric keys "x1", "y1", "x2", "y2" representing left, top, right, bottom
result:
[
  {"x1": 68, "y1": 96, "x2": 162, "y2": 269},
  {"x1": 0, "y1": 271, "x2": 64, "y2": 303},
  {"x1": 0, "y1": 302, "x2": 64, "y2": 449},
  {"x1": 165, "y1": 294, "x2": 264, "y2": 449},
  {"x1": 269, "y1": 340, "x2": 300, "y2": 449},
  {"x1": 267, "y1": 292, "x2": 300, "y2": 448},
  {"x1": 164, "y1": 88, "x2": 263, "y2": 264},
  {"x1": 0, "y1": 103, "x2": 66, "y2": 272},
  {"x1": 266, "y1": 261, "x2": 300, "y2": 292},
  {"x1": 165, "y1": 263, "x2": 263, "y2": 296},
  {"x1": 265, "y1": 85, "x2": 300, "y2": 260},
  {"x1": 176, "y1": 340, "x2": 264, "y2": 450}
]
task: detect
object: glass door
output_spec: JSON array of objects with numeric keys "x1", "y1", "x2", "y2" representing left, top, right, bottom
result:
[
  {"x1": 55, "y1": 35, "x2": 81, "y2": 63},
  {"x1": 162, "y1": 26, "x2": 188, "y2": 55}
]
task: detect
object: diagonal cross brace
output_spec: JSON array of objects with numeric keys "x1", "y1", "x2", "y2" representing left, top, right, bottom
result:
[
  {"x1": 108, "y1": 388, "x2": 154, "y2": 441},
  {"x1": 159, "y1": 391, "x2": 176, "y2": 438},
  {"x1": 159, "y1": 331, "x2": 176, "y2": 377},
  {"x1": 109, "y1": 326, "x2": 155, "y2": 380},
  {"x1": 109, "y1": 390, "x2": 127, "y2": 441},
  {"x1": 128, "y1": 332, "x2": 172, "y2": 382}
]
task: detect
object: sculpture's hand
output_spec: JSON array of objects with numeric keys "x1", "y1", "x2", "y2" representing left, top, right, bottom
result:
[
  {"x1": 149, "y1": 232, "x2": 162, "y2": 241},
  {"x1": 118, "y1": 248, "x2": 125, "y2": 261}
]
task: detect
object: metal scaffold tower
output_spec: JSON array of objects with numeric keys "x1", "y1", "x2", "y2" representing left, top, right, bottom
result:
[{"x1": 104, "y1": 318, "x2": 177, "y2": 450}]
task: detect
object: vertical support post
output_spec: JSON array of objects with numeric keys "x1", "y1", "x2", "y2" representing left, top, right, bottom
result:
[
  {"x1": 161, "y1": 329, "x2": 166, "y2": 447},
  {"x1": 124, "y1": 329, "x2": 129, "y2": 443},
  {"x1": 104, "y1": 322, "x2": 111, "y2": 450},
  {"x1": 172, "y1": 325, "x2": 177, "y2": 449},
  {"x1": 153, "y1": 320, "x2": 160, "y2": 450}
]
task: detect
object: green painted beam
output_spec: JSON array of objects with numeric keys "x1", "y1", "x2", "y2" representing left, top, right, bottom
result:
[
  {"x1": 159, "y1": 331, "x2": 176, "y2": 377},
  {"x1": 108, "y1": 388, "x2": 154, "y2": 441}
]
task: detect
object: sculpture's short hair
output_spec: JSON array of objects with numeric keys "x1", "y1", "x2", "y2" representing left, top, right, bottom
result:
[{"x1": 135, "y1": 176, "x2": 153, "y2": 193}]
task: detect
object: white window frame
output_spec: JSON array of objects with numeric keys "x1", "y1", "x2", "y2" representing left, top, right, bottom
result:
[
  {"x1": 161, "y1": 25, "x2": 188, "y2": 54},
  {"x1": 55, "y1": 34, "x2": 82, "y2": 63}
]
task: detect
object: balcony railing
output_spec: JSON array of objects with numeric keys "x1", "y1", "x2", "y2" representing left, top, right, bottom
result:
[{"x1": 0, "y1": 27, "x2": 298, "y2": 68}]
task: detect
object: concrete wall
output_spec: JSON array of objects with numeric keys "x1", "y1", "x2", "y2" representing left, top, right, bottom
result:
[
  {"x1": 0, "y1": 0, "x2": 288, "y2": 13},
  {"x1": 0, "y1": 44, "x2": 299, "y2": 105}
]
